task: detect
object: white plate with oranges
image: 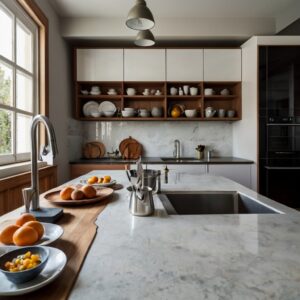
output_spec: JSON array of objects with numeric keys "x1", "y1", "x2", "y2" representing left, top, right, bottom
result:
[
  {"x1": 81, "y1": 175, "x2": 116, "y2": 187},
  {"x1": 0, "y1": 214, "x2": 63, "y2": 247}
]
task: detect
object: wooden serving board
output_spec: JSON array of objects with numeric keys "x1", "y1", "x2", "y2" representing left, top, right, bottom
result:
[
  {"x1": 43, "y1": 187, "x2": 113, "y2": 206},
  {"x1": 0, "y1": 185, "x2": 115, "y2": 300}
]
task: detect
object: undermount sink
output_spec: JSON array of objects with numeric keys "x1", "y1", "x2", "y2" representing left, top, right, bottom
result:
[
  {"x1": 158, "y1": 191, "x2": 281, "y2": 215},
  {"x1": 160, "y1": 157, "x2": 201, "y2": 162}
]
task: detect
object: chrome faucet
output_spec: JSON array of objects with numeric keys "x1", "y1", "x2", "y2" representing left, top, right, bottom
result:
[
  {"x1": 23, "y1": 115, "x2": 58, "y2": 212},
  {"x1": 173, "y1": 139, "x2": 181, "y2": 159}
]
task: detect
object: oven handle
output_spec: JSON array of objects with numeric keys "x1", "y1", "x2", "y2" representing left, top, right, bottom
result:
[
  {"x1": 265, "y1": 166, "x2": 300, "y2": 170},
  {"x1": 267, "y1": 123, "x2": 300, "y2": 126}
]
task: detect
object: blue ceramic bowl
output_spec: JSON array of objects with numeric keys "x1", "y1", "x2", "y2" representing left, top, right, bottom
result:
[{"x1": 0, "y1": 246, "x2": 49, "y2": 284}]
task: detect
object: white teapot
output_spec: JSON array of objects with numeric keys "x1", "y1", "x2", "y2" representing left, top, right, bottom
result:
[{"x1": 205, "y1": 107, "x2": 216, "y2": 118}]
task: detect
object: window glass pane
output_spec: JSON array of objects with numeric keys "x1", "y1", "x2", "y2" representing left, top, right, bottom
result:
[
  {"x1": 16, "y1": 71, "x2": 33, "y2": 112},
  {"x1": 16, "y1": 20, "x2": 33, "y2": 72},
  {"x1": 16, "y1": 113, "x2": 31, "y2": 153},
  {"x1": 0, "y1": 6, "x2": 13, "y2": 60},
  {"x1": 0, "y1": 61, "x2": 13, "y2": 106},
  {"x1": 0, "y1": 109, "x2": 12, "y2": 155}
]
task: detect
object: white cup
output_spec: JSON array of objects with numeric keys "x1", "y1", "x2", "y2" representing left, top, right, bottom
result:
[
  {"x1": 190, "y1": 87, "x2": 198, "y2": 96},
  {"x1": 204, "y1": 88, "x2": 214, "y2": 96},
  {"x1": 183, "y1": 85, "x2": 189, "y2": 95}
]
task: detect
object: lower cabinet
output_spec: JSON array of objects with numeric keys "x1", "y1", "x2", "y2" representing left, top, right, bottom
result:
[
  {"x1": 0, "y1": 166, "x2": 57, "y2": 216},
  {"x1": 70, "y1": 164, "x2": 128, "y2": 179},
  {"x1": 208, "y1": 164, "x2": 252, "y2": 188}
]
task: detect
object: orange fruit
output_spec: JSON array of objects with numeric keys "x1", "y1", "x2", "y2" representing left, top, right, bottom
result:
[
  {"x1": 171, "y1": 108, "x2": 181, "y2": 118},
  {"x1": 15, "y1": 213, "x2": 36, "y2": 227},
  {"x1": 81, "y1": 185, "x2": 97, "y2": 198},
  {"x1": 23, "y1": 221, "x2": 44, "y2": 240},
  {"x1": 87, "y1": 176, "x2": 98, "y2": 184},
  {"x1": 97, "y1": 177, "x2": 104, "y2": 184},
  {"x1": 0, "y1": 225, "x2": 20, "y2": 245},
  {"x1": 103, "y1": 176, "x2": 111, "y2": 183},
  {"x1": 13, "y1": 226, "x2": 38, "y2": 246},
  {"x1": 60, "y1": 186, "x2": 74, "y2": 200}
]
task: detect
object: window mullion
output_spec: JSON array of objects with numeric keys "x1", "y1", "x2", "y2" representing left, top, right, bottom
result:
[{"x1": 13, "y1": 10, "x2": 17, "y2": 163}]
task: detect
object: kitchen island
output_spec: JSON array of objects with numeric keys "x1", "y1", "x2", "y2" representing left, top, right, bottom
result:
[{"x1": 68, "y1": 171, "x2": 300, "y2": 300}]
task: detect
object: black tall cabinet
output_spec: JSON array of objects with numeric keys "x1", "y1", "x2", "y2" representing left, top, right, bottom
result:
[{"x1": 259, "y1": 46, "x2": 300, "y2": 208}]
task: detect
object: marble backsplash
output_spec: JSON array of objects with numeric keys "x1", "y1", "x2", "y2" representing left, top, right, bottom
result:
[{"x1": 68, "y1": 121, "x2": 233, "y2": 160}]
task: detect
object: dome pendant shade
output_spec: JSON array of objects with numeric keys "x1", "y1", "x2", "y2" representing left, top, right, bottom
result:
[
  {"x1": 126, "y1": 0, "x2": 155, "y2": 30},
  {"x1": 134, "y1": 30, "x2": 155, "y2": 47}
]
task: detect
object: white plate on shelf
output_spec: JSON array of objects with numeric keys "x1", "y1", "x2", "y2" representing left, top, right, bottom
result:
[
  {"x1": 0, "y1": 223, "x2": 63, "y2": 247},
  {"x1": 98, "y1": 101, "x2": 117, "y2": 114},
  {"x1": 83, "y1": 101, "x2": 99, "y2": 117},
  {"x1": 0, "y1": 246, "x2": 67, "y2": 296}
]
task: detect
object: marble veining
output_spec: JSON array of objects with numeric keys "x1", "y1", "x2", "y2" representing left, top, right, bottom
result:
[
  {"x1": 69, "y1": 121, "x2": 233, "y2": 159},
  {"x1": 69, "y1": 172, "x2": 300, "y2": 300}
]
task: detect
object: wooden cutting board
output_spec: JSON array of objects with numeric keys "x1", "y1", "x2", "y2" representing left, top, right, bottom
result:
[
  {"x1": 0, "y1": 187, "x2": 114, "y2": 300},
  {"x1": 82, "y1": 142, "x2": 105, "y2": 159},
  {"x1": 119, "y1": 137, "x2": 142, "y2": 160}
]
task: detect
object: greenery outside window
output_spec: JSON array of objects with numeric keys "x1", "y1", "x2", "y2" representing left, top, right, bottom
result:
[{"x1": 0, "y1": 0, "x2": 38, "y2": 166}]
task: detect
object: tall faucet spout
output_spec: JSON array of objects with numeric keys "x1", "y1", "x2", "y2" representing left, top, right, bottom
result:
[{"x1": 30, "y1": 115, "x2": 58, "y2": 210}]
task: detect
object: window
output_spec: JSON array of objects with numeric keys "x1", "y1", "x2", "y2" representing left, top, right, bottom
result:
[{"x1": 0, "y1": 0, "x2": 38, "y2": 165}]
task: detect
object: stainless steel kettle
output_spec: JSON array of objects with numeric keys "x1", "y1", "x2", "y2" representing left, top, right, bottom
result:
[{"x1": 129, "y1": 186, "x2": 154, "y2": 216}]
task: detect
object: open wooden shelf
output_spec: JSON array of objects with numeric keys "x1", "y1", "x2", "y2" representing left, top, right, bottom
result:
[{"x1": 74, "y1": 81, "x2": 242, "y2": 121}]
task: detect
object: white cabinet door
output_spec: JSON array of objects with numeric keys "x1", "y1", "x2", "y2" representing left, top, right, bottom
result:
[
  {"x1": 208, "y1": 164, "x2": 251, "y2": 188},
  {"x1": 124, "y1": 49, "x2": 165, "y2": 81},
  {"x1": 166, "y1": 49, "x2": 203, "y2": 81},
  {"x1": 76, "y1": 49, "x2": 123, "y2": 81},
  {"x1": 203, "y1": 49, "x2": 241, "y2": 81}
]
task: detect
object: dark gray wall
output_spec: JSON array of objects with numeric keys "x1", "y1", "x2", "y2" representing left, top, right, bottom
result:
[{"x1": 278, "y1": 18, "x2": 300, "y2": 35}]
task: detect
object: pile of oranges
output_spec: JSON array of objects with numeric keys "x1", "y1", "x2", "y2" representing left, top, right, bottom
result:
[
  {"x1": 87, "y1": 175, "x2": 111, "y2": 184},
  {"x1": 0, "y1": 213, "x2": 44, "y2": 246}
]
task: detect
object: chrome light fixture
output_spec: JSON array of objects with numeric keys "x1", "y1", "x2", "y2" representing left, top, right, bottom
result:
[
  {"x1": 126, "y1": 0, "x2": 155, "y2": 30},
  {"x1": 134, "y1": 30, "x2": 155, "y2": 47}
]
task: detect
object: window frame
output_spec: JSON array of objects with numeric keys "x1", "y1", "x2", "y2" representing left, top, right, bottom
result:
[{"x1": 0, "y1": 0, "x2": 48, "y2": 167}]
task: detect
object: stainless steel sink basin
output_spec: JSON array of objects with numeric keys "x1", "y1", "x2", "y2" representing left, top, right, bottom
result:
[
  {"x1": 160, "y1": 157, "x2": 201, "y2": 162},
  {"x1": 158, "y1": 191, "x2": 281, "y2": 215}
]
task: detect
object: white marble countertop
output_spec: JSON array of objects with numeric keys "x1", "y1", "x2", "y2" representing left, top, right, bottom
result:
[{"x1": 69, "y1": 171, "x2": 300, "y2": 300}]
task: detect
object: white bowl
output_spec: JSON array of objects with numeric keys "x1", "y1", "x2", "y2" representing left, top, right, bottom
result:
[
  {"x1": 81, "y1": 90, "x2": 89, "y2": 95},
  {"x1": 91, "y1": 111, "x2": 101, "y2": 118},
  {"x1": 185, "y1": 109, "x2": 197, "y2": 118},
  {"x1": 122, "y1": 110, "x2": 135, "y2": 117},
  {"x1": 103, "y1": 111, "x2": 115, "y2": 117},
  {"x1": 124, "y1": 107, "x2": 135, "y2": 112},
  {"x1": 126, "y1": 88, "x2": 136, "y2": 96}
]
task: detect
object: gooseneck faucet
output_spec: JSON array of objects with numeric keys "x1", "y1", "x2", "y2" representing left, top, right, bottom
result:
[
  {"x1": 173, "y1": 139, "x2": 181, "y2": 159},
  {"x1": 23, "y1": 115, "x2": 58, "y2": 211}
]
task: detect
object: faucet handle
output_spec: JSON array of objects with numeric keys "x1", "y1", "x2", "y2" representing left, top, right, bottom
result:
[{"x1": 22, "y1": 187, "x2": 34, "y2": 213}]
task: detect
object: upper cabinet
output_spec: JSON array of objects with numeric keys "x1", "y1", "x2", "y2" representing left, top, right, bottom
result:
[
  {"x1": 203, "y1": 49, "x2": 241, "y2": 81},
  {"x1": 76, "y1": 49, "x2": 123, "y2": 81},
  {"x1": 124, "y1": 49, "x2": 165, "y2": 81},
  {"x1": 166, "y1": 49, "x2": 203, "y2": 81}
]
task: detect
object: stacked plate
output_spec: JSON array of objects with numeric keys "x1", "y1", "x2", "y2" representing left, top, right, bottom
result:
[
  {"x1": 82, "y1": 101, "x2": 117, "y2": 118},
  {"x1": 99, "y1": 101, "x2": 117, "y2": 117},
  {"x1": 83, "y1": 101, "x2": 100, "y2": 117}
]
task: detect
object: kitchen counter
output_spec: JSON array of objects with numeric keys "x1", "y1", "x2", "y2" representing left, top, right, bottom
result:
[
  {"x1": 70, "y1": 156, "x2": 254, "y2": 165},
  {"x1": 69, "y1": 171, "x2": 300, "y2": 300}
]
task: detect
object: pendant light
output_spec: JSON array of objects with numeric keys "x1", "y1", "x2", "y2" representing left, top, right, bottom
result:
[
  {"x1": 126, "y1": 0, "x2": 155, "y2": 30},
  {"x1": 134, "y1": 30, "x2": 155, "y2": 47}
]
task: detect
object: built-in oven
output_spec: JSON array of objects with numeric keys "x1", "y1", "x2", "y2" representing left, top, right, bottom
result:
[{"x1": 259, "y1": 46, "x2": 300, "y2": 208}]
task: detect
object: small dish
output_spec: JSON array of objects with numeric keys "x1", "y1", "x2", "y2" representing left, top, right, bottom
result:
[
  {"x1": 103, "y1": 111, "x2": 115, "y2": 117},
  {"x1": 91, "y1": 111, "x2": 101, "y2": 118},
  {"x1": 122, "y1": 110, "x2": 135, "y2": 118},
  {"x1": 80, "y1": 90, "x2": 88, "y2": 95},
  {"x1": 107, "y1": 91, "x2": 117, "y2": 95},
  {"x1": 80, "y1": 179, "x2": 117, "y2": 188},
  {"x1": 0, "y1": 246, "x2": 49, "y2": 284},
  {"x1": 0, "y1": 246, "x2": 67, "y2": 296}
]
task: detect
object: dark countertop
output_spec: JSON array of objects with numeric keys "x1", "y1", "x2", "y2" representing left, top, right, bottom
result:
[{"x1": 70, "y1": 157, "x2": 254, "y2": 165}]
